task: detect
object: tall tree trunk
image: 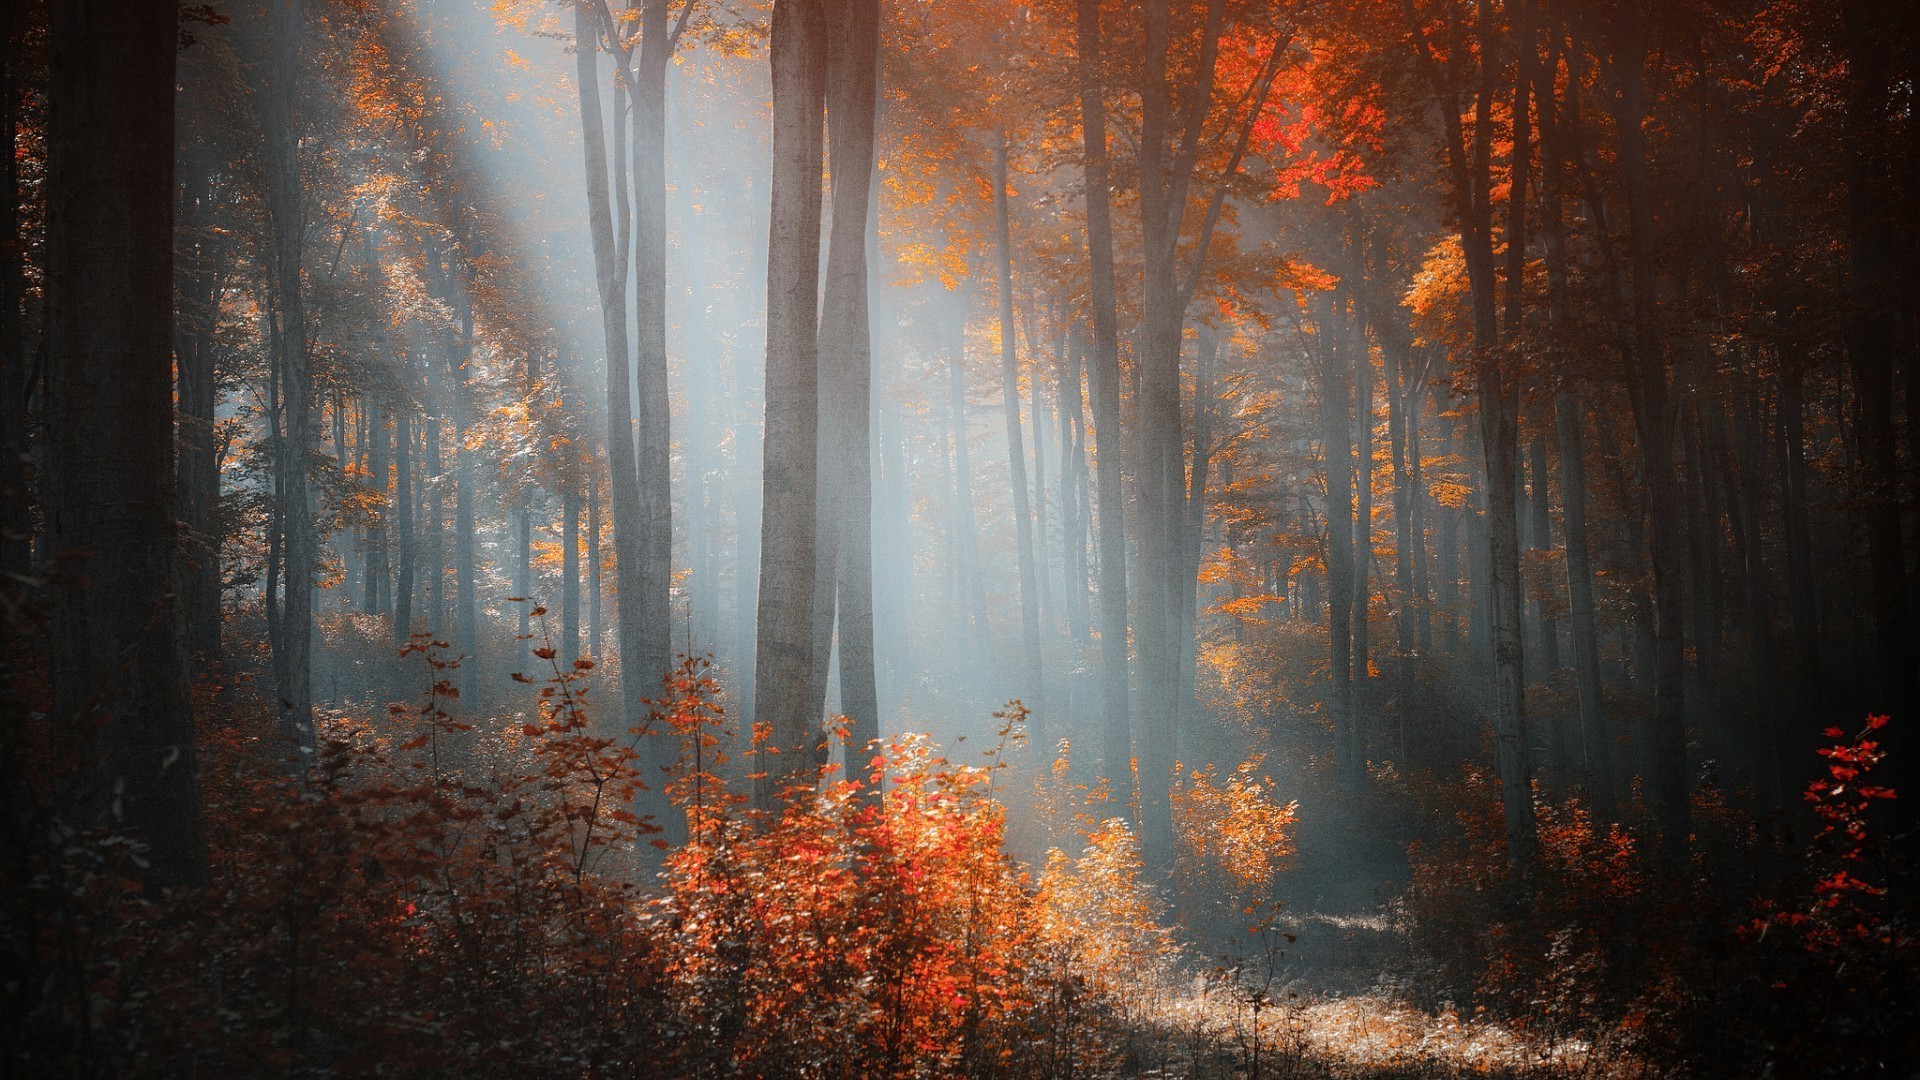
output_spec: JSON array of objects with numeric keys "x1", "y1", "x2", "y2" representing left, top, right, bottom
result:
[
  {"x1": 393, "y1": 392, "x2": 414, "y2": 645},
  {"x1": 563, "y1": 470, "x2": 582, "y2": 669},
  {"x1": 1841, "y1": 0, "x2": 1914, "y2": 721},
  {"x1": 452, "y1": 302, "x2": 479, "y2": 704},
  {"x1": 1350, "y1": 304, "x2": 1373, "y2": 689},
  {"x1": 1060, "y1": 328, "x2": 1092, "y2": 643},
  {"x1": 950, "y1": 343, "x2": 992, "y2": 652},
  {"x1": 46, "y1": 0, "x2": 207, "y2": 886},
  {"x1": 630, "y1": 0, "x2": 676, "y2": 712},
  {"x1": 1539, "y1": 35, "x2": 1616, "y2": 806},
  {"x1": 819, "y1": 0, "x2": 881, "y2": 771},
  {"x1": 1616, "y1": 0, "x2": 1689, "y2": 859},
  {"x1": 1317, "y1": 299, "x2": 1360, "y2": 797},
  {"x1": 1076, "y1": 0, "x2": 1131, "y2": 788},
  {"x1": 588, "y1": 469, "x2": 604, "y2": 660},
  {"x1": 1180, "y1": 324, "x2": 1219, "y2": 761},
  {"x1": 754, "y1": 0, "x2": 829, "y2": 808},
  {"x1": 366, "y1": 398, "x2": 391, "y2": 617},
  {"x1": 0, "y1": 1, "x2": 26, "y2": 583},
  {"x1": 262, "y1": 0, "x2": 315, "y2": 748},
  {"x1": 1412, "y1": 0, "x2": 1532, "y2": 859},
  {"x1": 175, "y1": 139, "x2": 227, "y2": 661},
  {"x1": 1133, "y1": 0, "x2": 1220, "y2": 869},
  {"x1": 994, "y1": 133, "x2": 1045, "y2": 734},
  {"x1": 1779, "y1": 369, "x2": 1821, "y2": 711},
  {"x1": 573, "y1": 0, "x2": 649, "y2": 738}
]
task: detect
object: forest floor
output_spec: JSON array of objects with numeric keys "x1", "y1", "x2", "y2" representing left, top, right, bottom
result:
[{"x1": 1141, "y1": 988, "x2": 1634, "y2": 1079}]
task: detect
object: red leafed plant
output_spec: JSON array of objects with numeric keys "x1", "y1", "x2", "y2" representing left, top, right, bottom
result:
[{"x1": 1748, "y1": 715, "x2": 1902, "y2": 957}]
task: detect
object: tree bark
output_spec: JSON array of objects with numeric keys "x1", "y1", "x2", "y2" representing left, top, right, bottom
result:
[
  {"x1": 1076, "y1": 0, "x2": 1131, "y2": 789},
  {"x1": 629, "y1": 0, "x2": 676, "y2": 710},
  {"x1": 994, "y1": 133, "x2": 1045, "y2": 735},
  {"x1": 46, "y1": 0, "x2": 207, "y2": 886},
  {"x1": 262, "y1": 0, "x2": 316, "y2": 749},
  {"x1": 754, "y1": 0, "x2": 829, "y2": 809},
  {"x1": 819, "y1": 0, "x2": 882, "y2": 771}
]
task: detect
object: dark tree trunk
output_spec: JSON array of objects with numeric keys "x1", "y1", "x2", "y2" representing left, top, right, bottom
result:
[
  {"x1": 452, "y1": 303, "x2": 479, "y2": 704},
  {"x1": 262, "y1": 0, "x2": 315, "y2": 748},
  {"x1": 46, "y1": 0, "x2": 207, "y2": 886},
  {"x1": 1841, "y1": 0, "x2": 1914, "y2": 720},
  {"x1": 1076, "y1": 0, "x2": 1131, "y2": 788},
  {"x1": 0, "y1": 1, "x2": 25, "y2": 583},
  {"x1": 1616, "y1": 0, "x2": 1690, "y2": 859},
  {"x1": 563, "y1": 471, "x2": 582, "y2": 669},
  {"x1": 392, "y1": 393, "x2": 414, "y2": 645},
  {"x1": 1317, "y1": 298, "x2": 1359, "y2": 797}
]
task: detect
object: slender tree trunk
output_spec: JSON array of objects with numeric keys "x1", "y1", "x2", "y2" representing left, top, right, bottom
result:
[
  {"x1": 994, "y1": 133, "x2": 1045, "y2": 733},
  {"x1": 393, "y1": 392, "x2": 414, "y2": 645},
  {"x1": 425, "y1": 332, "x2": 446, "y2": 638},
  {"x1": 175, "y1": 140, "x2": 227, "y2": 661},
  {"x1": 819, "y1": 0, "x2": 882, "y2": 769},
  {"x1": 366, "y1": 398, "x2": 391, "y2": 617},
  {"x1": 563, "y1": 471, "x2": 582, "y2": 669},
  {"x1": 1841, "y1": 0, "x2": 1914, "y2": 721},
  {"x1": 452, "y1": 302, "x2": 479, "y2": 704},
  {"x1": 1779, "y1": 370, "x2": 1821, "y2": 710},
  {"x1": 1351, "y1": 304, "x2": 1373, "y2": 688},
  {"x1": 46, "y1": 0, "x2": 207, "y2": 886},
  {"x1": 950, "y1": 343, "x2": 992, "y2": 651},
  {"x1": 574, "y1": 0, "x2": 649, "y2": 737},
  {"x1": 1076, "y1": 0, "x2": 1131, "y2": 788},
  {"x1": 1180, "y1": 324, "x2": 1218, "y2": 760},
  {"x1": 1318, "y1": 300, "x2": 1360, "y2": 797},
  {"x1": 1540, "y1": 47, "x2": 1616, "y2": 805},
  {"x1": 588, "y1": 470, "x2": 604, "y2": 660},
  {"x1": 630, "y1": 0, "x2": 676, "y2": 709},
  {"x1": 262, "y1": 0, "x2": 315, "y2": 748},
  {"x1": 1059, "y1": 327, "x2": 1090, "y2": 643},
  {"x1": 754, "y1": 0, "x2": 829, "y2": 808},
  {"x1": 0, "y1": 1, "x2": 26, "y2": 583},
  {"x1": 1616, "y1": 0, "x2": 1689, "y2": 858}
]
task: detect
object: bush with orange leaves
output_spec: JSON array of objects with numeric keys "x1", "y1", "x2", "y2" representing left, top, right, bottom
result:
[{"x1": 2, "y1": 633, "x2": 1172, "y2": 1078}]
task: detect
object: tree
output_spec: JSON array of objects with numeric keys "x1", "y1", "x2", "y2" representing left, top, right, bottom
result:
[
  {"x1": 755, "y1": 0, "x2": 829, "y2": 807},
  {"x1": 45, "y1": 0, "x2": 207, "y2": 887}
]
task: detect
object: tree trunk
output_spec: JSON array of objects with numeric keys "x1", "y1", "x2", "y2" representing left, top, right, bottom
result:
[
  {"x1": 588, "y1": 469, "x2": 604, "y2": 660},
  {"x1": 0, "y1": 1, "x2": 26, "y2": 582},
  {"x1": 393, "y1": 393, "x2": 414, "y2": 645},
  {"x1": 950, "y1": 342, "x2": 992, "y2": 653},
  {"x1": 1317, "y1": 298, "x2": 1360, "y2": 798},
  {"x1": 573, "y1": 0, "x2": 649, "y2": 737},
  {"x1": 630, "y1": 0, "x2": 676, "y2": 712},
  {"x1": 1351, "y1": 304, "x2": 1373, "y2": 689},
  {"x1": 994, "y1": 133, "x2": 1045, "y2": 734},
  {"x1": 1841, "y1": 0, "x2": 1914, "y2": 720},
  {"x1": 754, "y1": 0, "x2": 829, "y2": 808},
  {"x1": 1779, "y1": 370, "x2": 1821, "y2": 711},
  {"x1": 563, "y1": 471, "x2": 582, "y2": 669},
  {"x1": 819, "y1": 0, "x2": 882, "y2": 771},
  {"x1": 452, "y1": 302, "x2": 479, "y2": 704},
  {"x1": 46, "y1": 0, "x2": 207, "y2": 886},
  {"x1": 262, "y1": 0, "x2": 315, "y2": 748},
  {"x1": 1616, "y1": 0, "x2": 1689, "y2": 859},
  {"x1": 1076, "y1": 0, "x2": 1131, "y2": 788},
  {"x1": 174, "y1": 140, "x2": 225, "y2": 661}
]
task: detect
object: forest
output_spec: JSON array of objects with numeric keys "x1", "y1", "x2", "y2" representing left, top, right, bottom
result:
[{"x1": 0, "y1": 0, "x2": 1915, "y2": 1075}]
